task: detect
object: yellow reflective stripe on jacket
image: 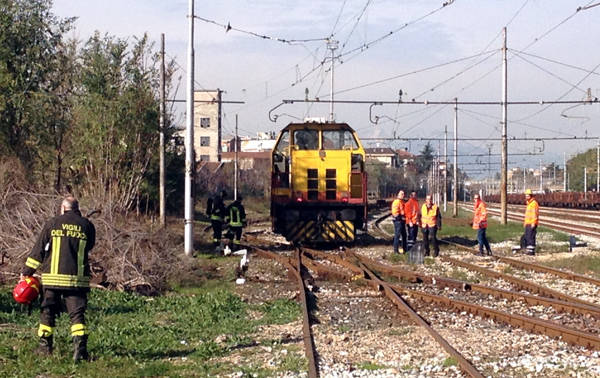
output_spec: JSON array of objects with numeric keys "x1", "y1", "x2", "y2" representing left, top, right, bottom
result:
[
  {"x1": 524, "y1": 199, "x2": 539, "y2": 226},
  {"x1": 229, "y1": 207, "x2": 243, "y2": 227},
  {"x1": 71, "y1": 323, "x2": 88, "y2": 336},
  {"x1": 77, "y1": 240, "x2": 87, "y2": 277},
  {"x1": 210, "y1": 215, "x2": 223, "y2": 221},
  {"x1": 38, "y1": 324, "x2": 54, "y2": 337},
  {"x1": 42, "y1": 273, "x2": 90, "y2": 288},
  {"x1": 421, "y1": 204, "x2": 438, "y2": 228},
  {"x1": 26, "y1": 257, "x2": 41, "y2": 270},
  {"x1": 50, "y1": 236, "x2": 61, "y2": 274}
]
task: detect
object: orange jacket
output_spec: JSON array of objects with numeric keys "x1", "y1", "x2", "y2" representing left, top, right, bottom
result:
[
  {"x1": 391, "y1": 199, "x2": 405, "y2": 219},
  {"x1": 524, "y1": 198, "x2": 539, "y2": 226},
  {"x1": 421, "y1": 203, "x2": 440, "y2": 228},
  {"x1": 472, "y1": 199, "x2": 488, "y2": 229},
  {"x1": 404, "y1": 198, "x2": 419, "y2": 225}
]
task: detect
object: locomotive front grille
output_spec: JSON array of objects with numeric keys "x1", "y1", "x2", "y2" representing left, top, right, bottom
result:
[
  {"x1": 307, "y1": 169, "x2": 318, "y2": 200},
  {"x1": 326, "y1": 169, "x2": 336, "y2": 200}
]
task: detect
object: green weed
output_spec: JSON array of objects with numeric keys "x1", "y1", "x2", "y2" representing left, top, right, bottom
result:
[
  {"x1": 545, "y1": 255, "x2": 600, "y2": 279},
  {"x1": 254, "y1": 298, "x2": 300, "y2": 325},
  {"x1": 357, "y1": 361, "x2": 387, "y2": 370},
  {"x1": 443, "y1": 356, "x2": 458, "y2": 367},
  {"x1": 0, "y1": 286, "x2": 299, "y2": 377},
  {"x1": 277, "y1": 351, "x2": 307, "y2": 373}
]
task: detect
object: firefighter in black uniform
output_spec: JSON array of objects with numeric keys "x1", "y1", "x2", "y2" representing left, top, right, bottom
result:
[
  {"x1": 225, "y1": 195, "x2": 246, "y2": 251},
  {"x1": 21, "y1": 196, "x2": 96, "y2": 362},
  {"x1": 206, "y1": 190, "x2": 227, "y2": 250}
]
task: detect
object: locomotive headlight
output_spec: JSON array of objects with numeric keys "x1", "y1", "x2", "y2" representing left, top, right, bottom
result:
[
  {"x1": 295, "y1": 191, "x2": 303, "y2": 202},
  {"x1": 340, "y1": 191, "x2": 350, "y2": 203}
]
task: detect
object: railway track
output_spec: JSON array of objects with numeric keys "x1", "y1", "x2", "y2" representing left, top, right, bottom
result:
[
  {"x1": 243, "y1": 237, "x2": 600, "y2": 376},
  {"x1": 459, "y1": 201, "x2": 600, "y2": 239},
  {"x1": 237, "y1": 211, "x2": 600, "y2": 375}
]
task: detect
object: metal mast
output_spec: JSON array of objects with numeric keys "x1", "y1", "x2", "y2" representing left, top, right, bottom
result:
[
  {"x1": 184, "y1": 0, "x2": 195, "y2": 256},
  {"x1": 327, "y1": 39, "x2": 338, "y2": 122},
  {"x1": 453, "y1": 98, "x2": 458, "y2": 216},
  {"x1": 159, "y1": 34, "x2": 166, "y2": 228},
  {"x1": 500, "y1": 27, "x2": 508, "y2": 224},
  {"x1": 234, "y1": 114, "x2": 239, "y2": 201}
]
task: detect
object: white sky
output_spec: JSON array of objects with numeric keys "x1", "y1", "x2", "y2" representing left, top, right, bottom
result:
[{"x1": 52, "y1": 0, "x2": 600, "y2": 175}]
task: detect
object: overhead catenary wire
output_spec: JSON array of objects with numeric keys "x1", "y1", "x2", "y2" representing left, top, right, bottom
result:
[
  {"x1": 331, "y1": 50, "x2": 499, "y2": 97},
  {"x1": 193, "y1": 15, "x2": 329, "y2": 44},
  {"x1": 334, "y1": 0, "x2": 457, "y2": 63}
]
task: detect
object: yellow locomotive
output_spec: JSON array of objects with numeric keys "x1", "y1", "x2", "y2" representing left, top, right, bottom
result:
[{"x1": 271, "y1": 121, "x2": 368, "y2": 243}]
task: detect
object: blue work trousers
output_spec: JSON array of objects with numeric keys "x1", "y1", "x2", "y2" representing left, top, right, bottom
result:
[
  {"x1": 393, "y1": 219, "x2": 407, "y2": 253},
  {"x1": 477, "y1": 228, "x2": 491, "y2": 253}
]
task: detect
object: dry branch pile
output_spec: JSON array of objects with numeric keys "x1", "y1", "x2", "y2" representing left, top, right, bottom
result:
[{"x1": 0, "y1": 180, "x2": 183, "y2": 294}]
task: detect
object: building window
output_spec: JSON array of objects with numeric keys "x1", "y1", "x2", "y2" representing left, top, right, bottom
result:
[
  {"x1": 200, "y1": 155, "x2": 209, "y2": 161},
  {"x1": 200, "y1": 117, "x2": 210, "y2": 128},
  {"x1": 200, "y1": 136, "x2": 210, "y2": 146}
]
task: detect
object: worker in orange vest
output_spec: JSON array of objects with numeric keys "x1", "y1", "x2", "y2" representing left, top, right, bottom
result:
[
  {"x1": 404, "y1": 191, "x2": 420, "y2": 251},
  {"x1": 472, "y1": 194, "x2": 492, "y2": 256},
  {"x1": 523, "y1": 189, "x2": 539, "y2": 255},
  {"x1": 391, "y1": 190, "x2": 407, "y2": 254},
  {"x1": 421, "y1": 194, "x2": 441, "y2": 257}
]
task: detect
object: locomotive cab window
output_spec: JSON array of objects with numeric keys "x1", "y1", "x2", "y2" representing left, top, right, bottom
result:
[
  {"x1": 322, "y1": 130, "x2": 358, "y2": 150},
  {"x1": 293, "y1": 129, "x2": 319, "y2": 150},
  {"x1": 273, "y1": 131, "x2": 290, "y2": 188}
]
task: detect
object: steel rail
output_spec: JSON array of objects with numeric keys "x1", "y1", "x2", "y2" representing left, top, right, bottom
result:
[
  {"x1": 441, "y1": 236, "x2": 600, "y2": 288},
  {"x1": 345, "y1": 256, "x2": 484, "y2": 378},
  {"x1": 482, "y1": 207, "x2": 600, "y2": 238},
  {"x1": 387, "y1": 282, "x2": 600, "y2": 350},
  {"x1": 496, "y1": 255, "x2": 600, "y2": 287},
  {"x1": 344, "y1": 253, "x2": 600, "y2": 350},
  {"x1": 295, "y1": 249, "x2": 319, "y2": 378},
  {"x1": 250, "y1": 246, "x2": 319, "y2": 377},
  {"x1": 441, "y1": 256, "x2": 600, "y2": 310},
  {"x1": 353, "y1": 254, "x2": 600, "y2": 319}
]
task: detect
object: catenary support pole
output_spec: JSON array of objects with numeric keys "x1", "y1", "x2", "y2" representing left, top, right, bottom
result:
[
  {"x1": 500, "y1": 27, "x2": 508, "y2": 224},
  {"x1": 184, "y1": 0, "x2": 195, "y2": 256},
  {"x1": 159, "y1": 33, "x2": 166, "y2": 228},
  {"x1": 444, "y1": 126, "x2": 448, "y2": 212},
  {"x1": 584, "y1": 167, "x2": 588, "y2": 200},
  {"x1": 539, "y1": 159, "x2": 543, "y2": 192},
  {"x1": 564, "y1": 152, "x2": 567, "y2": 192},
  {"x1": 235, "y1": 114, "x2": 238, "y2": 201},
  {"x1": 453, "y1": 98, "x2": 458, "y2": 217}
]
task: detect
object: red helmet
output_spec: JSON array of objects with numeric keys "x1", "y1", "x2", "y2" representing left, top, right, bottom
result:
[{"x1": 13, "y1": 276, "x2": 41, "y2": 304}]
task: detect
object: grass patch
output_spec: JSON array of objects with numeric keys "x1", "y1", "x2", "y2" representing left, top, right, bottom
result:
[
  {"x1": 386, "y1": 252, "x2": 408, "y2": 264},
  {"x1": 545, "y1": 255, "x2": 600, "y2": 279},
  {"x1": 443, "y1": 356, "x2": 458, "y2": 367},
  {"x1": 254, "y1": 298, "x2": 300, "y2": 325},
  {"x1": 277, "y1": 350, "x2": 307, "y2": 373},
  {"x1": 448, "y1": 268, "x2": 478, "y2": 283},
  {"x1": 357, "y1": 361, "x2": 387, "y2": 370},
  {"x1": 0, "y1": 285, "x2": 300, "y2": 377}
]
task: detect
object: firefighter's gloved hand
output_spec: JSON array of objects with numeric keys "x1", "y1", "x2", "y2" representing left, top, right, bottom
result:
[{"x1": 242, "y1": 221, "x2": 247, "y2": 227}]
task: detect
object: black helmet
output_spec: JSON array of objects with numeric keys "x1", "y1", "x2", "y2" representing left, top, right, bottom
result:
[{"x1": 237, "y1": 194, "x2": 243, "y2": 202}]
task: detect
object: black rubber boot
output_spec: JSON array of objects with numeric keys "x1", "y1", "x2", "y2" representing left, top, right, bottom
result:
[
  {"x1": 73, "y1": 335, "x2": 89, "y2": 362},
  {"x1": 36, "y1": 335, "x2": 53, "y2": 356}
]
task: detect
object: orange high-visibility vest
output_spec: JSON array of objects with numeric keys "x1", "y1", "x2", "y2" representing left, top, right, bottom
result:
[
  {"x1": 472, "y1": 200, "x2": 488, "y2": 229},
  {"x1": 524, "y1": 198, "x2": 539, "y2": 226},
  {"x1": 405, "y1": 198, "x2": 419, "y2": 224},
  {"x1": 391, "y1": 199, "x2": 405, "y2": 218},
  {"x1": 421, "y1": 203, "x2": 438, "y2": 228}
]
